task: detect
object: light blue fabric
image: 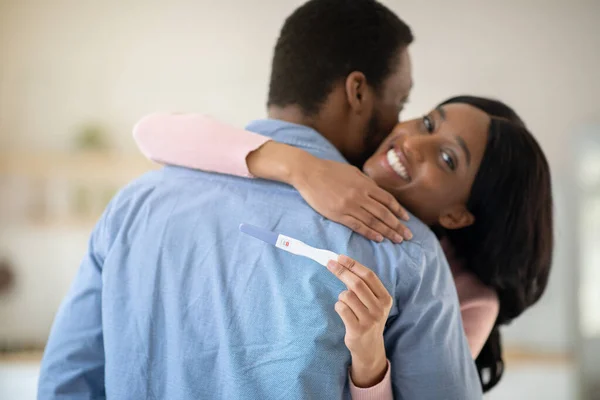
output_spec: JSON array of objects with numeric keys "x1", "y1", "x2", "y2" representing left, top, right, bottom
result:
[{"x1": 38, "y1": 119, "x2": 482, "y2": 399}]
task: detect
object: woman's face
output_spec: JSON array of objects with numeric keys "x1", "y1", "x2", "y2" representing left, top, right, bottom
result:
[{"x1": 362, "y1": 103, "x2": 490, "y2": 226}]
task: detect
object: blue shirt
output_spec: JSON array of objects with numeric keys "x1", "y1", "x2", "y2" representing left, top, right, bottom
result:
[{"x1": 39, "y1": 119, "x2": 481, "y2": 399}]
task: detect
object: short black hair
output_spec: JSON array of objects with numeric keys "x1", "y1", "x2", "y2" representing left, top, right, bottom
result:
[{"x1": 268, "y1": 0, "x2": 413, "y2": 115}]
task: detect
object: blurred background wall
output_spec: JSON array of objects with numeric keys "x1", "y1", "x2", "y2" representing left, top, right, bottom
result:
[{"x1": 0, "y1": 0, "x2": 598, "y2": 398}]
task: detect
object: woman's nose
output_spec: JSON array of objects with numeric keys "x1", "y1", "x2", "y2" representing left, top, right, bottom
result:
[{"x1": 402, "y1": 135, "x2": 426, "y2": 163}]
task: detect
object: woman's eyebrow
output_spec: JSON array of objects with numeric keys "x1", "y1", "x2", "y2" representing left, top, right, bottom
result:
[
  {"x1": 436, "y1": 106, "x2": 446, "y2": 120},
  {"x1": 455, "y1": 136, "x2": 471, "y2": 166}
]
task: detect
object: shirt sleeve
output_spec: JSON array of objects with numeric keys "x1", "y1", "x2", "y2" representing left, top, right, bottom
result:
[
  {"x1": 384, "y1": 242, "x2": 483, "y2": 399},
  {"x1": 133, "y1": 113, "x2": 270, "y2": 177},
  {"x1": 37, "y1": 206, "x2": 112, "y2": 398},
  {"x1": 349, "y1": 359, "x2": 393, "y2": 400},
  {"x1": 460, "y1": 292, "x2": 500, "y2": 358}
]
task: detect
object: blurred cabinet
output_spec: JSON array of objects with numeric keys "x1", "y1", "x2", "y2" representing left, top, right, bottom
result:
[
  {"x1": 0, "y1": 151, "x2": 157, "y2": 347},
  {"x1": 0, "y1": 151, "x2": 157, "y2": 228}
]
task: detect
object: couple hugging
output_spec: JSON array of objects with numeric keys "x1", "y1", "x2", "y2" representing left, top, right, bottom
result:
[{"x1": 39, "y1": 1, "x2": 553, "y2": 399}]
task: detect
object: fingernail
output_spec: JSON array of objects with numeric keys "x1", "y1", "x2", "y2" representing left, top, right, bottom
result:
[
  {"x1": 402, "y1": 213, "x2": 410, "y2": 221},
  {"x1": 394, "y1": 234, "x2": 403, "y2": 243},
  {"x1": 375, "y1": 234, "x2": 384, "y2": 242},
  {"x1": 327, "y1": 260, "x2": 336, "y2": 269},
  {"x1": 405, "y1": 230, "x2": 413, "y2": 240}
]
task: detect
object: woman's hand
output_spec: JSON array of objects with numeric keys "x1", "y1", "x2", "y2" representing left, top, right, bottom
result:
[
  {"x1": 291, "y1": 157, "x2": 413, "y2": 243},
  {"x1": 247, "y1": 141, "x2": 412, "y2": 243},
  {"x1": 289, "y1": 152, "x2": 412, "y2": 244},
  {"x1": 327, "y1": 255, "x2": 393, "y2": 388}
]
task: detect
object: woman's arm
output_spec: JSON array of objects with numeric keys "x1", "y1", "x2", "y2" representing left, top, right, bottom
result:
[
  {"x1": 458, "y1": 284, "x2": 500, "y2": 358},
  {"x1": 462, "y1": 303, "x2": 499, "y2": 358},
  {"x1": 349, "y1": 361, "x2": 392, "y2": 400},
  {"x1": 327, "y1": 255, "x2": 395, "y2": 400},
  {"x1": 133, "y1": 113, "x2": 412, "y2": 243},
  {"x1": 133, "y1": 113, "x2": 269, "y2": 177},
  {"x1": 440, "y1": 237, "x2": 499, "y2": 358}
]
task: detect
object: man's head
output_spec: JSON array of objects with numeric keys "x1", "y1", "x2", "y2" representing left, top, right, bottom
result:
[{"x1": 267, "y1": 0, "x2": 414, "y2": 167}]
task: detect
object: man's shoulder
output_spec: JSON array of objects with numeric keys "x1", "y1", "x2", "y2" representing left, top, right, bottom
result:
[
  {"x1": 374, "y1": 215, "x2": 441, "y2": 265},
  {"x1": 109, "y1": 165, "x2": 225, "y2": 206},
  {"x1": 112, "y1": 169, "x2": 164, "y2": 202},
  {"x1": 99, "y1": 169, "x2": 165, "y2": 225},
  {"x1": 404, "y1": 216, "x2": 443, "y2": 255},
  {"x1": 362, "y1": 214, "x2": 451, "y2": 289}
]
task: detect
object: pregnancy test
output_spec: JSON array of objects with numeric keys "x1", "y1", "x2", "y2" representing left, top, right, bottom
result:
[{"x1": 239, "y1": 223, "x2": 338, "y2": 267}]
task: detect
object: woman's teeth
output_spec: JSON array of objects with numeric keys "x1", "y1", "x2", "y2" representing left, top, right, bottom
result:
[{"x1": 386, "y1": 149, "x2": 409, "y2": 180}]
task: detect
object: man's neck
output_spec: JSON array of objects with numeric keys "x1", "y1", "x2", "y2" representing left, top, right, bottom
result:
[
  {"x1": 267, "y1": 105, "x2": 343, "y2": 152},
  {"x1": 267, "y1": 105, "x2": 315, "y2": 128}
]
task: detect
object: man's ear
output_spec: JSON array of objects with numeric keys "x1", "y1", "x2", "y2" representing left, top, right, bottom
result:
[
  {"x1": 438, "y1": 205, "x2": 475, "y2": 230},
  {"x1": 344, "y1": 71, "x2": 370, "y2": 113}
]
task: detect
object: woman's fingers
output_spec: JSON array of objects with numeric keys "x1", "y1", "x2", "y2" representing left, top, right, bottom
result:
[
  {"x1": 354, "y1": 202, "x2": 408, "y2": 244},
  {"x1": 343, "y1": 186, "x2": 411, "y2": 243},
  {"x1": 334, "y1": 255, "x2": 393, "y2": 306},
  {"x1": 338, "y1": 290, "x2": 370, "y2": 321},
  {"x1": 363, "y1": 197, "x2": 413, "y2": 241},
  {"x1": 334, "y1": 299, "x2": 359, "y2": 330},
  {"x1": 326, "y1": 259, "x2": 380, "y2": 311},
  {"x1": 351, "y1": 206, "x2": 403, "y2": 244},
  {"x1": 338, "y1": 189, "x2": 412, "y2": 243},
  {"x1": 292, "y1": 158, "x2": 412, "y2": 243},
  {"x1": 366, "y1": 183, "x2": 410, "y2": 222},
  {"x1": 339, "y1": 215, "x2": 385, "y2": 243}
]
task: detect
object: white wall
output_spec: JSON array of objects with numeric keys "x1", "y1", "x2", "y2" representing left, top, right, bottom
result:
[{"x1": 0, "y1": 0, "x2": 599, "y2": 352}]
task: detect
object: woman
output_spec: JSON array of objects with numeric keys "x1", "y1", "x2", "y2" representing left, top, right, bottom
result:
[{"x1": 134, "y1": 96, "x2": 553, "y2": 395}]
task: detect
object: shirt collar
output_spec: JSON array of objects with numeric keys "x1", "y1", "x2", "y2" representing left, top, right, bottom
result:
[{"x1": 245, "y1": 119, "x2": 348, "y2": 164}]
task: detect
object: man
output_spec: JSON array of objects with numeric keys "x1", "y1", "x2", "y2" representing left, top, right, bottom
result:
[{"x1": 39, "y1": 0, "x2": 481, "y2": 398}]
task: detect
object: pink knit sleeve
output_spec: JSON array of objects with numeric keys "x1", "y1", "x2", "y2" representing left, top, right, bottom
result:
[
  {"x1": 439, "y1": 236, "x2": 500, "y2": 358},
  {"x1": 349, "y1": 360, "x2": 393, "y2": 400},
  {"x1": 460, "y1": 292, "x2": 500, "y2": 358},
  {"x1": 133, "y1": 113, "x2": 270, "y2": 177}
]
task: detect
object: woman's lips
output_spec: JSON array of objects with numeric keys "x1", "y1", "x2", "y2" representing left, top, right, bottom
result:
[{"x1": 384, "y1": 146, "x2": 411, "y2": 181}]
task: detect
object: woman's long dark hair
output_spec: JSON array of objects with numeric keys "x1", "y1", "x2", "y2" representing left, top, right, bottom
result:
[{"x1": 438, "y1": 96, "x2": 554, "y2": 392}]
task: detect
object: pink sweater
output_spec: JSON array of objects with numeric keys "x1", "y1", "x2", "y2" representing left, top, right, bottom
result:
[{"x1": 133, "y1": 113, "x2": 500, "y2": 400}]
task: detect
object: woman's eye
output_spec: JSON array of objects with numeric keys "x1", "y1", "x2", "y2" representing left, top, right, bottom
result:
[
  {"x1": 441, "y1": 151, "x2": 456, "y2": 171},
  {"x1": 422, "y1": 115, "x2": 434, "y2": 133}
]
